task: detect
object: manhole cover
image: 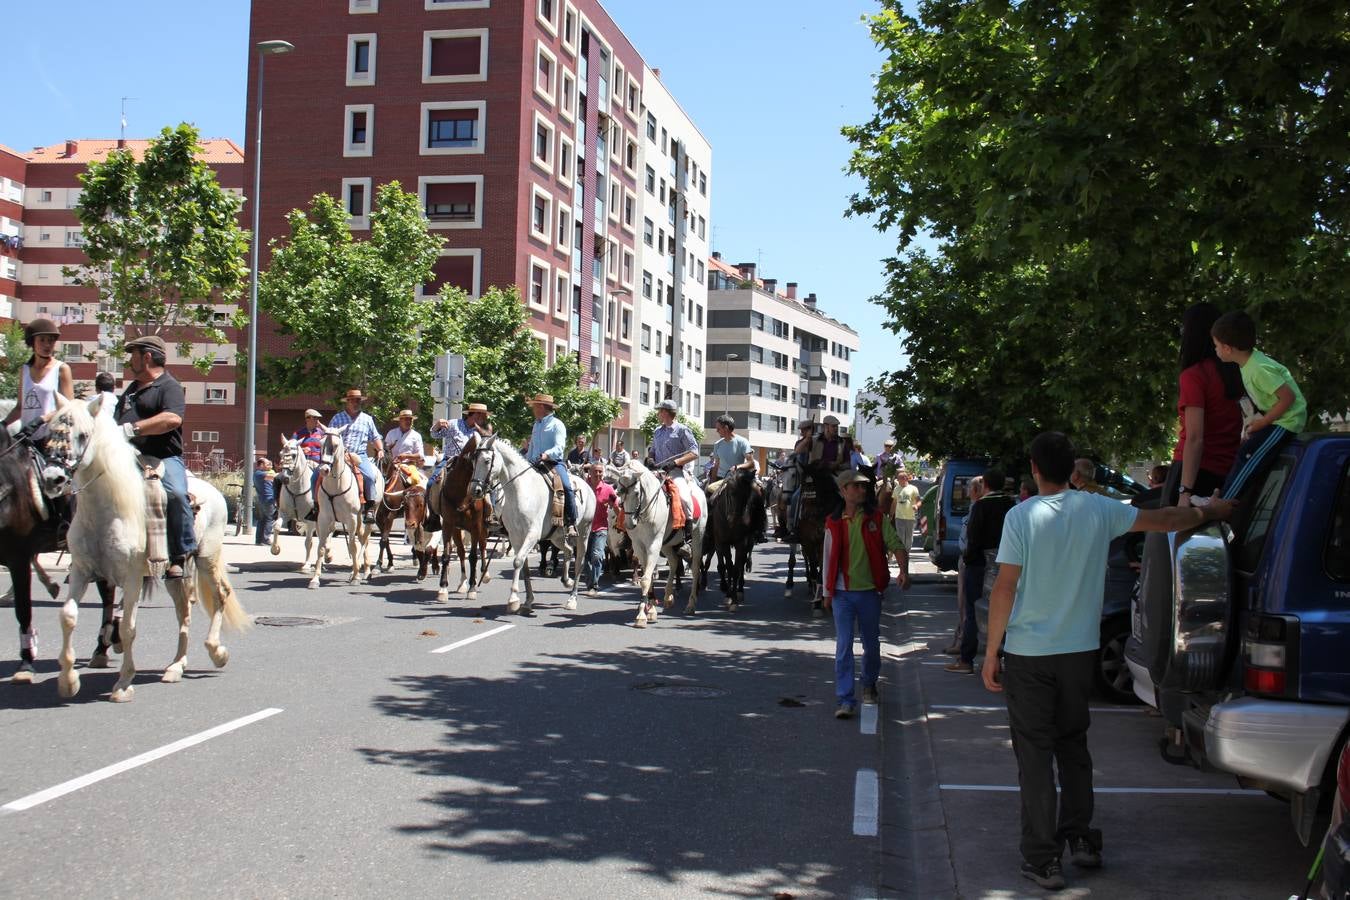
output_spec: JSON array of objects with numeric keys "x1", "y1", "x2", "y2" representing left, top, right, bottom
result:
[
  {"x1": 633, "y1": 681, "x2": 727, "y2": 699},
  {"x1": 254, "y1": 616, "x2": 326, "y2": 627}
]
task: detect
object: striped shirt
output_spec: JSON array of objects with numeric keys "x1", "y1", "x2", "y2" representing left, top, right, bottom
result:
[{"x1": 328, "y1": 410, "x2": 380, "y2": 459}]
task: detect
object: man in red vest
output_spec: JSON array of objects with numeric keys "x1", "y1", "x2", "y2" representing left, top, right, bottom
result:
[{"x1": 822, "y1": 469, "x2": 911, "y2": 719}]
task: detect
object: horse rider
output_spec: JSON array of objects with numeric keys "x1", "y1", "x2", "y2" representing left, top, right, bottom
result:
[
  {"x1": 609, "y1": 437, "x2": 630, "y2": 467},
  {"x1": 281, "y1": 409, "x2": 325, "y2": 522},
  {"x1": 384, "y1": 409, "x2": 426, "y2": 487},
  {"x1": 874, "y1": 437, "x2": 901, "y2": 479},
  {"x1": 809, "y1": 414, "x2": 854, "y2": 474},
  {"x1": 707, "y1": 414, "x2": 756, "y2": 492},
  {"x1": 327, "y1": 388, "x2": 384, "y2": 524},
  {"x1": 779, "y1": 420, "x2": 817, "y2": 539},
  {"x1": 649, "y1": 398, "x2": 699, "y2": 550},
  {"x1": 4, "y1": 317, "x2": 75, "y2": 531},
  {"x1": 429, "y1": 402, "x2": 491, "y2": 483},
  {"x1": 114, "y1": 334, "x2": 196, "y2": 579},
  {"x1": 524, "y1": 393, "x2": 578, "y2": 539}
]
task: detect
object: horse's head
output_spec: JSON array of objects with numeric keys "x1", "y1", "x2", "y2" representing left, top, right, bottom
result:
[
  {"x1": 318, "y1": 426, "x2": 347, "y2": 475},
  {"x1": 278, "y1": 438, "x2": 300, "y2": 472},
  {"x1": 611, "y1": 466, "x2": 646, "y2": 517},
  {"x1": 404, "y1": 485, "x2": 427, "y2": 528},
  {"x1": 39, "y1": 394, "x2": 97, "y2": 498},
  {"x1": 468, "y1": 433, "x2": 495, "y2": 499}
]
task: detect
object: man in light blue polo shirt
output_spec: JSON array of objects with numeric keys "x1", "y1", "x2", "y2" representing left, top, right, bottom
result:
[
  {"x1": 524, "y1": 393, "x2": 576, "y2": 539},
  {"x1": 982, "y1": 431, "x2": 1235, "y2": 890},
  {"x1": 707, "y1": 414, "x2": 755, "y2": 484}
]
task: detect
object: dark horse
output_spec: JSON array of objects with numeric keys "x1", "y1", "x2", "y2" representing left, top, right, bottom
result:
[
  {"x1": 786, "y1": 466, "x2": 841, "y2": 618},
  {"x1": 700, "y1": 469, "x2": 767, "y2": 612},
  {"x1": 426, "y1": 434, "x2": 495, "y2": 603},
  {"x1": 375, "y1": 458, "x2": 430, "y2": 575},
  {"x1": 0, "y1": 427, "x2": 115, "y2": 682}
]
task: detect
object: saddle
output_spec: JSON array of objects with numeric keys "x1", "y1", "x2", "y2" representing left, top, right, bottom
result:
[
  {"x1": 663, "y1": 479, "x2": 687, "y2": 531},
  {"x1": 344, "y1": 452, "x2": 367, "y2": 498},
  {"x1": 545, "y1": 468, "x2": 565, "y2": 527},
  {"x1": 136, "y1": 454, "x2": 201, "y2": 577}
]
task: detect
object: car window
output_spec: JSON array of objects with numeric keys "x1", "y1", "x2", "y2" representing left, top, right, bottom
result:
[
  {"x1": 1325, "y1": 459, "x2": 1350, "y2": 582},
  {"x1": 950, "y1": 476, "x2": 973, "y2": 516},
  {"x1": 1234, "y1": 455, "x2": 1295, "y2": 573}
]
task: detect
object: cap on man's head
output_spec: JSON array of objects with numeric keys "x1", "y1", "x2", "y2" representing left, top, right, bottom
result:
[
  {"x1": 883, "y1": 438, "x2": 896, "y2": 447},
  {"x1": 836, "y1": 469, "x2": 870, "y2": 490},
  {"x1": 657, "y1": 399, "x2": 678, "y2": 412},
  {"x1": 823, "y1": 415, "x2": 840, "y2": 426},
  {"x1": 125, "y1": 334, "x2": 167, "y2": 355},
  {"x1": 304, "y1": 408, "x2": 322, "y2": 419}
]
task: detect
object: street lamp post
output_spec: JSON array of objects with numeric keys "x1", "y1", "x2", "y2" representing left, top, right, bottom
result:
[
  {"x1": 600, "y1": 287, "x2": 630, "y2": 453},
  {"x1": 238, "y1": 38, "x2": 294, "y2": 536},
  {"x1": 723, "y1": 352, "x2": 740, "y2": 416}
]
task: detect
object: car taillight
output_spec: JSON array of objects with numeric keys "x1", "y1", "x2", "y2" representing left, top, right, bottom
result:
[
  {"x1": 1242, "y1": 614, "x2": 1298, "y2": 699},
  {"x1": 937, "y1": 513, "x2": 946, "y2": 541},
  {"x1": 1339, "y1": 745, "x2": 1350, "y2": 812}
]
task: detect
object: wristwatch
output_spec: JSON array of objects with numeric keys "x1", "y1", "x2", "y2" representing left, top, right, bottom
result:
[{"x1": 1179, "y1": 484, "x2": 1193, "y2": 494}]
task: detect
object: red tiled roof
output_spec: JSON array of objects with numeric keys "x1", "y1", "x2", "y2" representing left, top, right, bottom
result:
[{"x1": 23, "y1": 138, "x2": 245, "y2": 165}]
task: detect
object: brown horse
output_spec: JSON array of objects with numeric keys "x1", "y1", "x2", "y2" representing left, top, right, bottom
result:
[
  {"x1": 375, "y1": 457, "x2": 429, "y2": 575},
  {"x1": 427, "y1": 434, "x2": 494, "y2": 603},
  {"x1": 786, "y1": 467, "x2": 838, "y2": 618},
  {"x1": 700, "y1": 469, "x2": 767, "y2": 612}
]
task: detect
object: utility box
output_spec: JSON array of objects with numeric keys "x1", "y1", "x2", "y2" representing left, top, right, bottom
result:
[{"x1": 432, "y1": 352, "x2": 465, "y2": 423}]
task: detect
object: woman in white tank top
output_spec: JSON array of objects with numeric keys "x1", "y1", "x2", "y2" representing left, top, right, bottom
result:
[{"x1": 3, "y1": 317, "x2": 73, "y2": 443}]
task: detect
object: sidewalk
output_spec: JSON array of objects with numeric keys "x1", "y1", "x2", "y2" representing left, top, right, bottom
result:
[{"x1": 29, "y1": 529, "x2": 344, "y2": 577}]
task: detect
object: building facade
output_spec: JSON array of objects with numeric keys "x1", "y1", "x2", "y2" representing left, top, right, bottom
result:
[
  {"x1": 703, "y1": 254, "x2": 860, "y2": 467},
  {"x1": 0, "y1": 139, "x2": 247, "y2": 469},
  {"x1": 627, "y1": 66, "x2": 711, "y2": 453},
  {"x1": 246, "y1": 0, "x2": 707, "y2": 451}
]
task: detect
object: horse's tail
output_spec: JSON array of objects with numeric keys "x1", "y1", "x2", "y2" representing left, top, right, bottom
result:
[{"x1": 197, "y1": 555, "x2": 251, "y2": 632}]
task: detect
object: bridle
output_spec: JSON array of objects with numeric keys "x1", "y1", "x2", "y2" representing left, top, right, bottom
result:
[
  {"x1": 318, "y1": 432, "x2": 353, "y2": 499},
  {"x1": 618, "y1": 469, "x2": 661, "y2": 521},
  {"x1": 42, "y1": 412, "x2": 101, "y2": 496}
]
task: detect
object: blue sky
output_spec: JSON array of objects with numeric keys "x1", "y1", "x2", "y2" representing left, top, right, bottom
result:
[{"x1": 7, "y1": 1, "x2": 907, "y2": 393}]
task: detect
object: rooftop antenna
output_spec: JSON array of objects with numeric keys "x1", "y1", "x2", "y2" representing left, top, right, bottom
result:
[{"x1": 120, "y1": 97, "x2": 137, "y2": 143}]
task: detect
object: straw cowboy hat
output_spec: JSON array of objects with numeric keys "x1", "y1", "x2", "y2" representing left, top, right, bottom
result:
[
  {"x1": 396, "y1": 409, "x2": 414, "y2": 419},
  {"x1": 343, "y1": 388, "x2": 366, "y2": 403},
  {"x1": 527, "y1": 394, "x2": 555, "y2": 408},
  {"x1": 466, "y1": 403, "x2": 490, "y2": 415}
]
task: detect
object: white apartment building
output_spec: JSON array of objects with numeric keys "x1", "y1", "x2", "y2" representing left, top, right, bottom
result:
[
  {"x1": 626, "y1": 66, "x2": 711, "y2": 453},
  {"x1": 704, "y1": 255, "x2": 860, "y2": 467}
]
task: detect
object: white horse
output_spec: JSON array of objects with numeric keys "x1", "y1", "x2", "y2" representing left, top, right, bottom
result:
[
  {"x1": 39, "y1": 394, "x2": 248, "y2": 701},
  {"x1": 270, "y1": 437, "x2": 331, "y2": 571},
  {"x1": 609, "y1": 462, "x2": 707, "y2": 626},
  {"x1": 467, "y1": 435, "x2": 594, "y2": 614},
  {"x1": 309, "y1": 426, "x2": 379, "y2": 589}
]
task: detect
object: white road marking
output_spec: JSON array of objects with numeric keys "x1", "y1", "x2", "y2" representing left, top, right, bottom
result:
[
  {"x1": 930, "y1": 704, "x2": 1149, "y2": 714},
  {"x1": 939, "y1": 784, "x2": 1264, "y2": 796},
  {"x1": 431, "y1": 622, "x2": 515, "y2": 654},
  {"x1": 853, "y1": 768, "x2": 880, "y2": 835},
  {"x1": 2, "y1": 707, "x2": 284, "y2": 813},
  {"x1": 860, "y1": 703, "x2": 878, "y2": 735}
]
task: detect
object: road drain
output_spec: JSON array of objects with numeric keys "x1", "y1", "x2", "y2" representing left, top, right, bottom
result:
[
  {"x1": 633, "y1": 681, "x2": 727, "y2": 699},
  {"x1": 255, "y1": 616, "x2": 327, "y2": 628}
]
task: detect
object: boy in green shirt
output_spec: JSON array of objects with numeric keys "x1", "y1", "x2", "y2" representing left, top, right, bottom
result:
[{"x1": 1211, "y1": 310, "x2": 1307, "y2": 499}]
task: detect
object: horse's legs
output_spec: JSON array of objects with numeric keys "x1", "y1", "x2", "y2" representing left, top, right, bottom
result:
[
  {"x1": 506, "y1": 538, "x2": 531, "y2": 614},
  {"x1": 10, "y1": 556, "x2": 37, "y2": 683},
  {"x1": 562, "y1": 530, "x2": 583, "y2": 611},
  {"x1": 635, "y1": 552, "x2": 658, "y2": 627},
  {"x1": 466, "y1": 539, "x2": 479, "y2": 603},
  {"x1": 109, "y1": 572, "x2": 143, "y2": 702},
  {"x1": 196, "y1": 555, "x2": 231, "y2": 667},
  {"x1": 301, "y1": 527, "x2": 315, "y2": 573},
  {"x1": 161, "y1": 572, "x2": 192, "y2": 683},
  {"x1": 785, "y1": 542, "x2": 797, "y2": 598},
  {"x1": 454, "y1": 528, "x2": 469, "y2": 595},
  {"x1": 90, "y1": 581, "x2": 118, "y2": 667},
  {"x1": 309, "y1": 518, "x2": 334, "y2": 589},
  {"x1": 57, "y1": 569, "x2": 92, "y2": 698},
  {"x1": 346, "y1": 522, "x2": 361, "y2": 583}
]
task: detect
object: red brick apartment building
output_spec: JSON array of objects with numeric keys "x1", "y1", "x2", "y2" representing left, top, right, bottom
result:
[
  {"x1": 247, "y1": 0, "x2": 651, "y2": 439},
  {"x1": 0, "y1": 139, "x2": 247, "y2": 470}
]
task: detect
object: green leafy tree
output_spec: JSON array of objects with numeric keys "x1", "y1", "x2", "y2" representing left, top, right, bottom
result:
[
  {"x1": 0, "y1": 323, "x2": 26, "y2": 401},
  {"x1": 845, "y1": 0, "x2": 1350, "y2": 461},
  {"x1": 69, "y1": 123, "x2": 249, "y2": 370},
  {"x1": 544, "y1": 355, "x2": 622, "y2": 442},
  {"x1": 256, "y1": 182, "x2": 453, "y2": 424},
  {"x1": 638, "y1": 409, "x2": 704, "y2": 445}
]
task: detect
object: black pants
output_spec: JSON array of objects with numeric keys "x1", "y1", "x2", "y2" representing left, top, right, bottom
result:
[{"x1": 1003, "y1": 650, "x2": 1098, "y2": 866}]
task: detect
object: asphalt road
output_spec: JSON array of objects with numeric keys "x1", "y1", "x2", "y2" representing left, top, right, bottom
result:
[{"x1": 0, "y1": 538, "x2": 1317, "y2": 898}]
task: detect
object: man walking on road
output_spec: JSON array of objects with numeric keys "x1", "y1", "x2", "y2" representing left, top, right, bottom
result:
[
  {"x1": 822, "y1": 469, "x2": 911, "y2": 720},
  {"x1": 947, "y1": 469, "x2": 1014, "y2": 675},
  {"x1": 983, "y1": 431, "x2": 1234, "y2": 890},
  {"x1": 890, "y1": 468, "x2": 921, "y2": 548}
]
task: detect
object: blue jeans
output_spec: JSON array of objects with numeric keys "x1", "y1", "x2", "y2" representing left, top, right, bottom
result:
[
  {"x1": 356, "y1": 457, "x2": 380, "y2": 503},
  {"x1": 1221, "y1": 424, "x2": 1292, "y2": 499},
  {"x1": 832, "y1": 589, "x2": 882, "y2": 705},
  {"x1": 551, "y1": 460, "x2": 577, "y2": 525},
  {"x1": 586, "y1": 529, "x2": 607, "y2": 588},
  {"x1": 959, "y1": 562, "x2": 985, "y2": 664},
  {"x1": 255, "y1": 501, "x2": 275, "y2": 544},
  {"x1": 160, "y1": 456, "x2": 197, "y2": 559}
]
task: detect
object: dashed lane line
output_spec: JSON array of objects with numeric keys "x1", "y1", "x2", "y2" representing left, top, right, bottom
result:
[
  {"x1": 940, "y1": 784, "x2": 1265, "y2": 796},
  {"x1": 929, "y1": 703, "x2": 1149, "y2": 714},
  {"x1": 860, "y1": 702, "x2": 878, "y2": 736},
  {"x1": 853, "y1": 768, "x2": 880, "y2": 835},
  {"x1": 1, "y1": 707, "x2": 284, "y2": 814},
  {"x1": 430, "y1": 623, "x2": 515, "y2": 654}
]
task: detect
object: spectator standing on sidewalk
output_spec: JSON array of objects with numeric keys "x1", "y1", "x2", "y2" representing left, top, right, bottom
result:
[
  {"x1": 946, "y1": 475, "x2": 985, "y2": 654},
  {"x1": 584, "y1": 463, "x2": 616, "y2": 596},
  {"x1": 567, "y1": 435, "x2": 588, "y2": 466},
  {"x1": 1069, "y1": 459, "x2": 1103, "y2": 494},
  {"x1": 891, "y1": 468, "x2": 921, "y2": 549},
  {"x1": 253, "y1": 458, "x2": 277, "y2": 545},
  {"x1": 983, "y1": 431, "x2": 1235, "y2": 890},
  {"x1": 947, "y1": 470, "x2": 1015, "y2": 674},
  {"x1": 823, "y1": 469, "x2": 911, "y2": 720}
]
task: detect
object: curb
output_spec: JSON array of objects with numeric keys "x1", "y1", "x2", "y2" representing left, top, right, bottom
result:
[{"x1": 877, "y1": 585, "x2": 959, "y2": 898}]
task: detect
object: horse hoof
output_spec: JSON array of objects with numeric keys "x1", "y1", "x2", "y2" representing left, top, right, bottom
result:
[
  {"x1": 307, "y1": 580, "x2": 319, "y2": 590},
  {"x1": 89, "y1": 652, "x2": 112, "y2": 669},
  {"x1": 480, "y1": 573, "x2": 493, "y2": 584},
  {"x1": 161, "y1": 667, "x2": 183, "y2": 684},
  {"x1": 207, "y1": 645, "x2": 229, "y2": 668},
  {"x1": 507, "y1": 600, "x2": 521, "y2": 614},
  {"x1": 467, "y1": 590, "x2": 478, "y2": 603},
  {"x1": 564, "y1": 597, "x2": 577, "y2": 611},
  {"x1": 633, "y1": 617, "x2": 648, "y2": 629},
  {"x1": 270, "y1": 544, "x2": 281, "y2": 557},
  {"x1": 109, "y1": 684, "x2": 134, "y2": 703},
  {"x1": 436, "y1": 590, "x2": 449, "y2": 603},
  {"x1": 11, "y1": 663, "x2": 35, "y2": 684},
  {"x1": 58, "y1": 671, "x2": 81, "y2": 698},
  {"x1": 684, "y1": 605, "x2": 696, "y2": 617},
  {"x1": 454, "y1": 581, "x2": 468, "y2": 595}
]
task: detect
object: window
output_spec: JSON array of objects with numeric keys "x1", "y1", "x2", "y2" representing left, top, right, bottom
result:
[
  {"x1": 342, "y1": 177, "x2": 372, "y2": 229},
  {"x1": 426, "y1": 0, "x2": 491, "y2": 7},
  {"x1": 554, "y1": 271, "x2": 570, "y2": 317},
  {"x1": 347, "y1": 34, "x2": 377, "y2": 86},
  {"x1": 535, "y1": 42, "x2": 557, "y2": 104},
  {"x1": 561, "y1": 2, "x2": 578, "y2": 54},
  {"x1": 698, "y1": 215, "x2": 706, "y2": 239},
  {"x1": 621, "y1": 306, "x2": 632, "y2": 341},
  {"x1": 646, "y1": 112, "x2": 657, "y2": 141},
  {"x1": 529, "y1": 185, "x2": 552, "y2": 243},
  {"x1": 536, "y1": 0, "x2": 557, "y2": 35},
  {"x1": 643, "y1": 218, "x2": 654, "y2": 246},
  {"x1": 424, "y1": 29, "x2": 488, "y2": 82},
  {"x1": 696, "y1": 260, "x2": 705, "y2": 284},
  {"x1": 621, "y1": 249, "x2": 635, "y2": 287},
  {"x1": 751, "y1": 311, "x2": 765, "y2": 331},
  {"x1": 527, "y1": 257, "x2": 550, "y2": 310},
  {"x1": 190, "y1": 430, "x2": 220, "y2": 443},
  {"x1": 620, "y1": 365, "x2": 631, "y2": 397},
  {"x1": 694, "y1": 348, "x2": 702, "y2": 372},
  {"x1": 1327, "y1": 461, "x2": 1350, "y2": 581},
  {"x1": 205, "y1": 388, "x2": 229, "y2": 404},
  {"x1": 611, "y1": 61, "x2": 625, "y2": 108},
  {"x1": 606, "y1": 237, "x2": 619, "y2": 280},
  {"x1": 422, "y1": 249, "x2": 482, "y2": 299},
  {"x1": 645, "y1": 166, "x2": 656, "y2": 194},
  {"x1": 626, "y1": 78, "x2": 640, "y2": 118},
  {"x1": 421, "y1": 101, "x2": 485, "y2": 154},
  {"x1": 556, "y1": 206, "x2": 571, "y2": 253},
  {"x1": 60, "y1": 342, "x2": 82, "y2": 359},
  {"x1": 419, "y1": 175, "x2": 482, "y2": 229},
  {"x1": 344, "y1": 104, "x2": 373, "y2": 157},
  {"x1": 532, "y1": 113, "x2": 555, "y2": 171},
  {"x1": 640, "y1": 377, "x2": 650, "y2": 406},
  {"x1": 559, "y1": 69, "x2": 576, "y2": 121},
  {"x1": 622, "y1": 189, "x2": 636, "y2": 231},
  {"x1": 641, "y1": 270, "x2": 652, "y2": 299},
  {"x1": 557, "y1": 134, "x2": 574, "y2": 187},
  {"x1": 695, "y1": 304, "x2": 703, "y2": 327},
  {"x1": 699, "y1": 172, "x2": 708, "y2": 196},
  {"x1": 624, "y1": 137, "x2": 638, "y2": 173}
]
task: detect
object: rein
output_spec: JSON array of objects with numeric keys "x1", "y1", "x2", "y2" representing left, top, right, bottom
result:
[{"x1": 319, "y1": 441, "x2": 355, "y2": 502}]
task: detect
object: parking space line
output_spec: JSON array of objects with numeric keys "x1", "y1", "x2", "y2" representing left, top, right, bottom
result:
[
  {"x1": 940, "y1": 784, "x2": 1265, "y2": 796},
  {"x1": 430, "y1": 623, "x2": 514, "y2": 654},
  {"x1": 1, "y1": 707, "x2": 284, "y2": 814},
  {"x1": 930, "y1": 704, "x2": 1148, "y2": 714},
  {"x1": 854, "y1": 769, "x2": 880, "y2": 835},
  {"x1": 860, "y1": 703, "x2": 878, "y2": 735}
]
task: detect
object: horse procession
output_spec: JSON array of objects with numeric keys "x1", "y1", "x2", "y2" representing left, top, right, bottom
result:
[{"x1": 3, "y1": 318, "x2": 912, "y2": 703}]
